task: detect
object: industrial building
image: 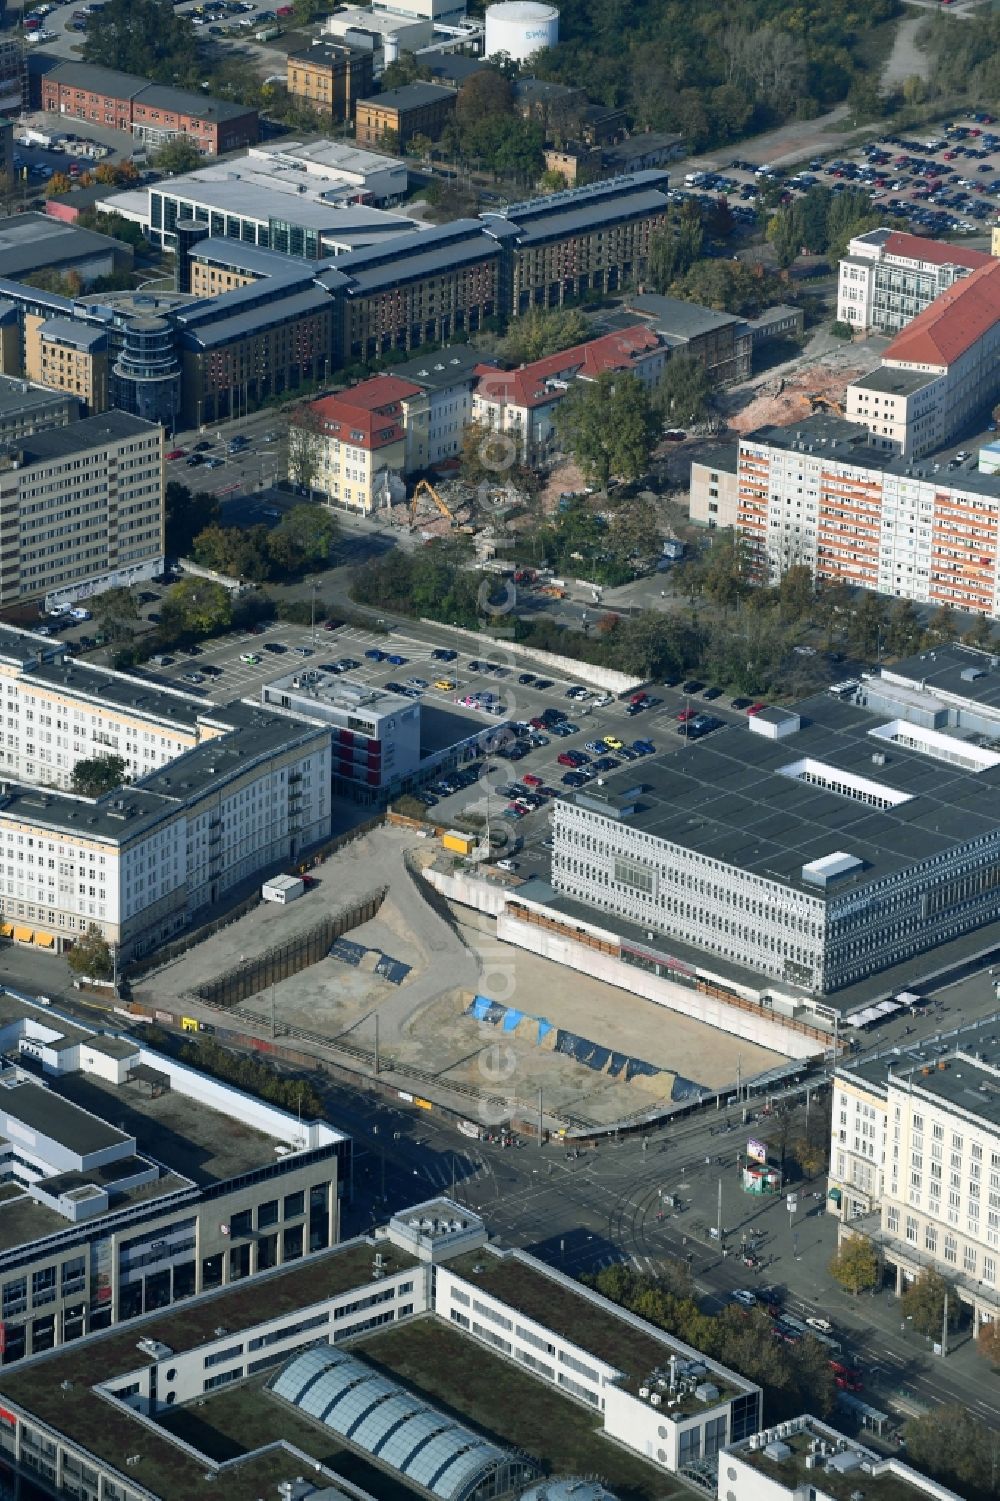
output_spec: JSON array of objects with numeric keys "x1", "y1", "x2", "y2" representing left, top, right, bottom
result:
[
  {"x1": 0, "y1": 1195, "x2": 760, "y2": 1501},
  {"x1": 845, "y1": 258, "x2": 1000, "y2": 457},
  {"x1": 0, "y1": 212, "x2": 132, "y2": 288},
  {"x1": 39, "y1": 62, "x2": 258, "y2": 156},
  {"x1": 720, "y1": 1414, "x2": 963, "y2": 1501},
  {"x1": 625, "y1": 291, "x2": 752, "y2": 384},
  {"x1": 836, "y1": 227, "x2": 993, "y2": 335},
  {"x1": 0, "y1": 410, "x2": 163, "y2": 609},
  {"x1": 551, "y1": 689, "x2": 1000, "y2": 996},
  {"x1": 0, "y1": 997, "x2": 349, "y2": 1370},
  {"x1": 829, "y1": 1012, "x2": 1000, "y2": 1332},
  {"x1": 736, "y1": 413, "x2": 1000, "y2": 614}
]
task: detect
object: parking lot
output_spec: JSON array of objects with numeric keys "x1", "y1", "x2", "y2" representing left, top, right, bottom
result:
[{"x1": 678, "y1": 112, "x2": 1000, "y2": 240}]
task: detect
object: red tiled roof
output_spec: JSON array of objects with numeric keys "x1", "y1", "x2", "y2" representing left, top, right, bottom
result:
[
  {"x1": 303, "y1": 375, "x2": 423, "y2": 451},
  {"x1": 474, "y1": 325, "x2": 662, "y2": 410},
  {"x1": 883, "y1": 260, "x2": 1000, "y2": 369},
  {"x1": 882, "y1": 231, "x2": 992, "y2": 272}
]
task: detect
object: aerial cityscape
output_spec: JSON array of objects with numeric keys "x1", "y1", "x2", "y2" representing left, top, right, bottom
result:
[{"x1": 1, "y1": 2, "x2": 1000, "y2": 1500}]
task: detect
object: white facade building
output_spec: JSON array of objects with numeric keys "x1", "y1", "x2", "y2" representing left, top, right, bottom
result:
[
  {"x1": 836, "y1": 226, "x2": 992, "y2": 335},
  {"x1": 262, "y1": 669, "x2": 421, "y2": 798},
  {"x1": 720, "y1": 1414, "x2": 963, "y2": 1501},
  {"x1": 829, "y1": 1015, "x2": 1000, "y2": 1331}
]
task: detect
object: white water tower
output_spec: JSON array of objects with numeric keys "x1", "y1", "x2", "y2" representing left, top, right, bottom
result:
[{"x1": 484, "y1": 1, "x2": 559, "y2": 63}]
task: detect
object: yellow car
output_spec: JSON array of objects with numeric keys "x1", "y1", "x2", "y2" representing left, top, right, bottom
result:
[
  {"x1": 604, "y1": 735, "x2": 624, "y2": 751},
  {"x1": 434, "y1": 678, "x2": 457, "y2": 690}
]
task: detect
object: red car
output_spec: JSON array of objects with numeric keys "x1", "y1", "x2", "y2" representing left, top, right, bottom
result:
[
  {"x1": 747, "y1": 702, "x2": 766, "y2": 715},
  {"x1": 322, "y1": 619, "x2": 338, "y2": 631},
  {"x1": 830, "y1": 1361, "x2": 863, "y2": 1392},
  {"x1": 676, "y1": 708, "x2": 696, "y2": 722},
  {"x1": 166, "y1": 448, "x2": 187, "y2": 460},
  {"x1": 522, "y1": 773, "x2": 542, "y2": 787},
  {"x1": 529, "y1": 716, "x2": 546, "y2": 729},
  {"x1": 557, "y1": 752, "x2": 578, "y2": 767},
  {"x1": 630, "y1": 691, "x2": 648, "y2": 705}
]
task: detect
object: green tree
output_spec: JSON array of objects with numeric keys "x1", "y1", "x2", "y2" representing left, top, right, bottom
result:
[
  {"x1": 647, "y1": 204, "x2": 704, "y2": 291},
  {"x1": 194, "y1": 524, "x2": 274, "y2": 583},
  {"x1": 154, "y1": 136, "x2": 204, "y2": 175},
  {"x1": 267, "y1": 504, "x2": 338, "y2": 577},
  {"x1": 927, "y1": 604, "x2": 959, "y2": 643},
  {"x1": 71, "y1": 754, "x2": 127, "y2": 797},
  {"x1": 901, "y1": 1268, "x2": 958, "y2": 1338},
  {"x1": 848, "y1": 592, "x2": 888, "y2": 660},
  {"x1": 165, "y1": 481, "x2": 220, "y2": 559},
  {"x1": 767, "y1": 202, "x2": 804, "y2": 268},
  {"x1": 287, "y1": 406, "x2": 326, "y2": 498},
  {"x1": 778, "y1": 563, "x2": 814, "y2": 620},
  {"x1": 964, "y1": 615, "x2": 996, "y2": 650},
  {"x1": 455, "y1": 69, "x2": 513, "y2": 125},
  {"x1": 903, "y1": 1404, "x2": 998, "y2": 1501},
  {"x1": 84, "y1": 0, "x2": 199, "y2": 82},
  {"x1": 91, "y1": 587, "x2": 139, "y2": 643},
  {"x1": 498, "y1": 305, "x2": 589, "y2": 364},
  {"x1": 828, "y1": 1235, "x2": 880, "y2": 1295},
  {"x1": 653, "y1": 353, "x2": 712, "y2": 427},
  {"x1": 885, "y1": 598, "x2": 925, "y2": 657},
  {"x1": 161, "y1": 577, "x2": 233, "y2": 637},
  {"x1": 554, "y1": 371, "x2": 657, "y2": 489},
  {"x1": 67, "y1": 924, "x2": 115, "y2": 981}
]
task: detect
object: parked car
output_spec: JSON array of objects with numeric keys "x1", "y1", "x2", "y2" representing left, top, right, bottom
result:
[{"x1": 731, "y1": 1290, "x2": 757, "y2": 1309}]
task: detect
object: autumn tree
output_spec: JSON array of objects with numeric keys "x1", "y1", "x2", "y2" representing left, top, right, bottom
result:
[
  {"x1": 828, "y1": 1236, "x2": 880, "y2": 1295},
  {"x1": 67, "y1": 925, "x2": 115, "y2": 981},
  {"x1": 91, "y1": 587, "x2": 139, "y2": 642},
  {"x1": 554, "y1": 371, "x2": 657, "y2": 489},
  {"x1": 977, "y1": 1318, "x2": 1000, "y2": 1369},
  {"x1": 287, "y1": 406, "x2": 326, "y2": 499},
  {"x1": 901, "y1": 1268, "x2": 958, "y2": 1338},
  {"x1": 160, "y1": 577, "x2": 233, "y2": 637},
  {"x1": 653, "y1": 353, "x2": 712, "y2": 428}
]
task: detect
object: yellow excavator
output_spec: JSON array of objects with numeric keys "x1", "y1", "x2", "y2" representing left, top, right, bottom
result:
[
  {"x1": 408, "y1": 479, "x2": 472, "y2": 533},
  {"x1": 803, "y1": 392, "x2": 845, "y2": 416}
]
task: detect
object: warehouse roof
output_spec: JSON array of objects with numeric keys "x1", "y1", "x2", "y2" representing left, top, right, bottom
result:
[
  {"x1": 882, "y1": 643, "x2": 1000, "y2": 714},
  {"x1": 0, "y1": 213, "x2": 128, "y2": 280},
  {"x1": 566, "y1": 693, "x2": 1000, "y2": 897}
]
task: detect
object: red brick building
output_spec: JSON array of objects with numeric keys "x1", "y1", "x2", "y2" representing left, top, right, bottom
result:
[{"x1": 40, "y1": 63, "x2": 258, "y2": 156}]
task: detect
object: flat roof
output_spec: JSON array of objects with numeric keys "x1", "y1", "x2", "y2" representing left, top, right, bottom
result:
[
  {"x1": 0, "y1": 1074, "x2": 129, "y2": 1157},
  {"x1": 0, "y1": 1239, "x2": 419, "y2": 1501},
  {"x1": 0, "y1": 375, "x2": 75, "y2": 415},
  {"x1": 444, "y1": 1247, "x2": 748, "y2": 1403},
  {"x1": 738, "y1": 1420, "x2": 958, "y2": 1501},
  {"x1": 0, "y1": 213, "x2": 126, "y2": 278},
  {"x1": 559, "y1": 692, "x2": 1000, "y2": 897},
  {"x1": 850, "y1": 365, "x2": 939, "y2": 395},
  {"x1": 0, "y1": 408, "x2": 158, "y2": 462},
  {"x1": 359, "y1": 81, "x2": 456, "y2": 110},
  {"x1": 179, "y1": 286, "x2": 332, "y2": 349},
  {"x1": 28, "y1": 659, "x2": 205, "y2": 732},
  {"x1": 390, "y1": 345, "x2": 487, "y2": 390},
  {"x1": 882, "y1": 643, "x2": 1000, "y2": 715}
]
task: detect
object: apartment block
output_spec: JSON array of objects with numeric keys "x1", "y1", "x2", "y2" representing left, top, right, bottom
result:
[
  {"x1": 846, "y1": 258, "x2": 1000, "y2": 457},
  {"x1": 737, "y1": 413, "x2": 1000, "y2": 615},
  {"x1": 0, "y1": 410, "x2": 163, "y2": 609},
  {"x1": 836, "y1": 227, "x2": 993, "y2": 334},
  {"x1": 0, "y1": 1005, "x2": 348, "y2": 1369},
  {"x1": 689, "y1": 444, "x2": 739, "y2": 528},
  {"x1": 40, "y1": 63, "x2": 258, "y2": 156},
  {"x1": 0, "y1": 376, "x2": 78, "y2": 442},
  {"x1": 355, "y1": 81, "x2": 456, "y2": 149},
  {"x1": 287, "y1": 40, "x2": 374, "y2": 123},
  {"x1": 829, "y1": 1015, "x2": 1000, "y2": 1331}
]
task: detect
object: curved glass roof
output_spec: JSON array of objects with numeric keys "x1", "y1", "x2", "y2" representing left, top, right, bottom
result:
[{"x1": 270, "y1": 1346, "x2": 533, "y2": 1501}]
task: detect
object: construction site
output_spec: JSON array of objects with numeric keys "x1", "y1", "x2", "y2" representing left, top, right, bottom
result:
[{"x1": 722, "y1": 336, "x2": 880, "y2": 434}]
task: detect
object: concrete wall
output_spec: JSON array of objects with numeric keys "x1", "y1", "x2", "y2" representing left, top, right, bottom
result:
[{"x1": 417, "y1": 620, "x2": 642, "y2": 694}]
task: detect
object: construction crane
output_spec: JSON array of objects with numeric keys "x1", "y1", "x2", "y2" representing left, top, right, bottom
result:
[{"x1": 408, "y1": 479, "x2": 471, "y2": 532}]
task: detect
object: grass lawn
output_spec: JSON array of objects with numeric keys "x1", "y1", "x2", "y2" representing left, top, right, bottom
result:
[{"x1": 358, "y1": 1318, "x2": 687, "y2": 1501}]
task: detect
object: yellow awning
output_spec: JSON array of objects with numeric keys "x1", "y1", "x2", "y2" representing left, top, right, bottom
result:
[
  {"x1": 35, "y1": 932, "x2": 55, "y2": 949},
  {"x1": 12, "y1": 927, "x2": 34, "y2": 944}
]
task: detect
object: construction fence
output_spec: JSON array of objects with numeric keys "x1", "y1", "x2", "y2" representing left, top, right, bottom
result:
[{"x1": 192, "y1": 887, "x2": 387, "y2": 1010}]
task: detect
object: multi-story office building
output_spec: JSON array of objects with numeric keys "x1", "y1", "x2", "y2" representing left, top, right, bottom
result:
[
  {"x1": 39, "y1": 63, "x2": 259, "y2": 156},
  {"x1": 720, "y1": 1414, "x2": 964, "y2": 1501},
  {"x1": 263, "y1": 670, "x2": 422, "y2": 795},
  {"x1": 0, "y1": 410, "x2": 163, "y2": 609},
  {"x1": 483, "y1": 171, "x2": 670, "y2": 313},
  {"x1": 0, "y1": 1000, "x2": 349, "y2": 1369},
  {"x1": 736, "y1": 413, "x2": 1000, "y2": 615},
  {"x1": 0, "y1": 1195, "x2": 759, "y2": 1501},
  {"x1": 551, "y1": 690, "x2": 1000, "y2": 997},
  {"x1": 829, "y1": 1016, "x2": 1000, "y2": 1331},
  {"x1": 287, "y1": 39, "x2": 374, "y2": 122},
  {"x1": 0, "y1": 375, "x2": 78, "y2": 442},
  {"x1": 836, "y1": 227, "x2": 993, "y2": 334},
  {"x1": 472, "y1": 323, "x2": 666, "y2": 463},
  {"x1": 172, "y1": 272, "x2": 336, "y2": 427},
  {"x1": 355, "y1": 81, "x2": 457, "y2": 148},
  {"x1": 845, "y1": 258, "x2": 1000, "y2": 457},
  {"x1": 321, "y1": 218, "x2": 504, "y2": 363},
  {"x1": 26, "y1": 317, "x2": 109, "y2": 414}
]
